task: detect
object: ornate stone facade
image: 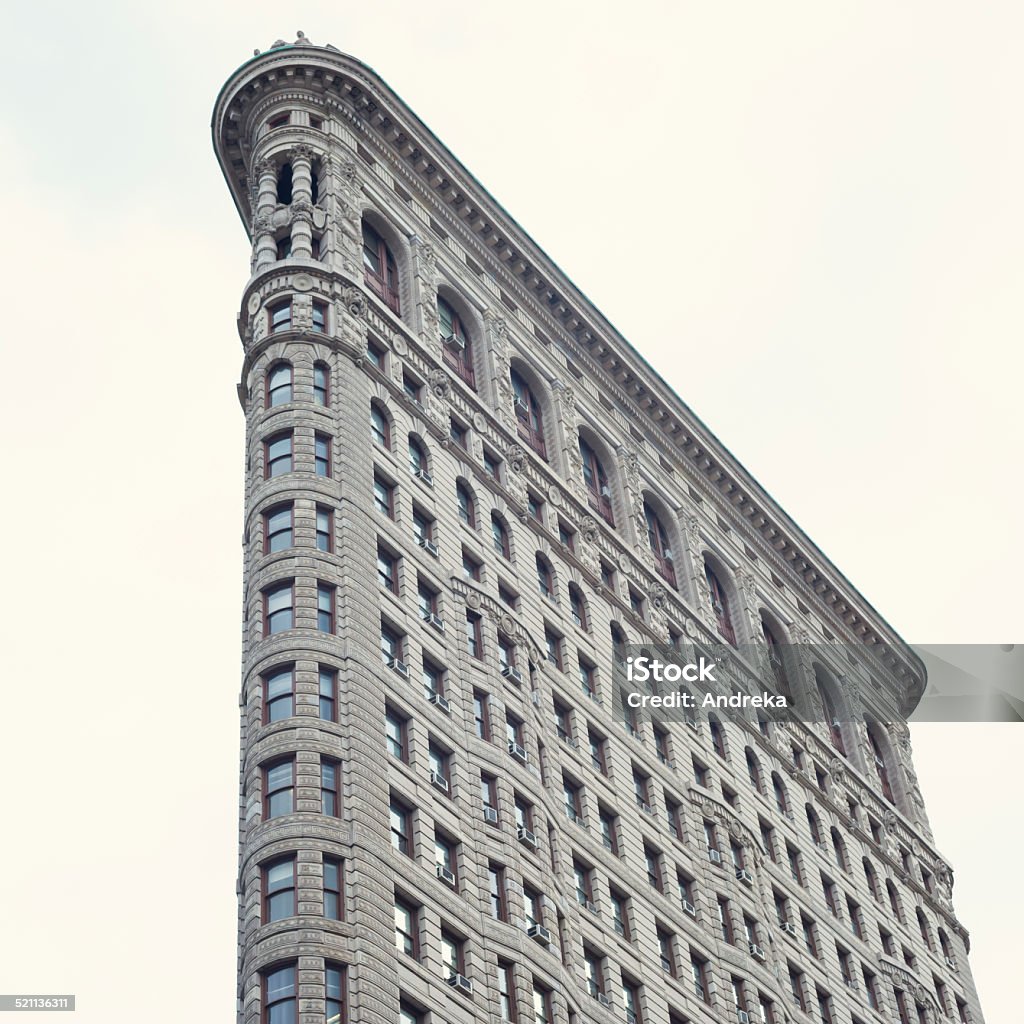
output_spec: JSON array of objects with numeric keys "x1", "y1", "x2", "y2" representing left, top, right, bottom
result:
[{"x1": 214, "y1": 35, "x2": 985, "y2": 1024}]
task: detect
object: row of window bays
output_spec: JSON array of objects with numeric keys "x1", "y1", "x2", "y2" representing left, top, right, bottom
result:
[
  {"x1": 245, "y1": 323, "x2": 913, "y2": 802},
  {"x1": 248, "y1": 387, "x2": 915, "y2": 821},
  {"x1": 242, "y1": 643, "x2": 962, "y2": 999}
]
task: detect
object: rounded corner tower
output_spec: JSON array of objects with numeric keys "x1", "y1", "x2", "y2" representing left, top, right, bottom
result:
[{"x1": 214, "y1": 33, "x2": 984, "y2": 1024}]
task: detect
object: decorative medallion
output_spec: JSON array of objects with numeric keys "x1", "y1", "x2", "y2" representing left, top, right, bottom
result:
[{"x1": 292, "y1": 273, "x2": 313, "y2": 292}]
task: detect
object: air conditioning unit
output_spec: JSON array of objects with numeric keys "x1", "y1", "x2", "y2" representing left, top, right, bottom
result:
[
  {"x1": 429, "y1": 692, "x2": 451, "y2": 713},
  {"x1": 737, "y1": 1011, "x2": 751, "y2": 1024},
  {"x1": 508, "y1": 741, "x2": 528, "y2": 763},
  {"x1": 442, "y1": 331, "x2": 465, "y2": 351},
  {"x1": 945, "y1": 956, "x2": 958, "y2": 970},
  {"x1": 843, "y1": 979, "x2": 859, "y2": 992},
  {"x1": 514, "y1": 395, "x2": 529, "y2": 412},
  {"x1": 417, "y1": 537, "x2": 439, "y2": 557},
  {"x1": 447, "y1": 973, "x2": 473, "y2": 994},
  {"x1": 708, "y1": 848, "x2": 722, "y2": 864},
  {"x1": 527, "y1": 923, "x2": 551, "y2": 944},
  {"x1": 436, "y1": 863, "x2": 456, "y2": 887},
  {"x1": 681, "y1": 899, "x2": 697, "y2": 917},
  {"x1": 597, "y1": 993, "x2": 612, "y2": 1008},
  {"x1": 584, "y1": 900, "x2": 599, "y2": 914},
  {"x1": 429, "y1": 770, "x2": 449, "y2": 792},
  {"x1": 736, "y1": 868, "x2": 754, "y2": 886},
  {"x1": 501, "y1": 665, "x2": 524, "y2": 684},
  {"x1": 749, "y1": 943, "x2": 766, "y2": 962},
  {"x1": 517, "y1": 826, "x2": 538, "y2": 849},
  {"x1": 387, "y1": 657, "x2": 409, "y2": 678},
  {"x1": 600, "y1": 485, "x2": 611, "y2": 498},
  {"x1": 414, "y1": 468, "x2": 434, "y2": 487},
  {"x1": 780, "y1": 920, "x2": 798, "y2": 936},
  {"x1": 483, "y1": 806, "x2": 500, "y2": 825},
  {"x1": 686, "y1": 718, "x2": 700, "y2": 732},
  {"x1": 424, "y1": 612, "x2": 445, "y2": 632}
]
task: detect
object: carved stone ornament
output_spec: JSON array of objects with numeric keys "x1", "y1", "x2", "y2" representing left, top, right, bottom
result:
[
  {"x1": 418, "y1": 241, "x2": 437, "y2": 268},
  {"x1": 684, "y1": 617, "x2": 701, "y2": 639},
  {"x1": 427, "y1": 367, "x2": 449, "y2": 398},
  {"x1": 392, "y1": 334, "x2": 408, "y2": 357},
  {"x1": 472, "y1": 412, "x2": 487, "y2": 432},
  {"x1": 291, "y1": 198, "x2": 314, "y2": 219},
  {"x1": 247, "y1": 293, "x2": 262, "y2": 315},
  {"x1": 253, "y1": 158, "x2": 276, "y2": 181},
  {"x1": 339, "y1": 286, "x2": 367, "y2": 319},
  {"x1": 580, "y1": 515, "x2": 599, "y2": 545},
  {"x1": 339, "y1": 159, "x2": 358, "y2": 187},
  {"x1": 617, "y1": 553, "x2": 631, "y2": 573},
  {"x1": 828, "y1": 757, "x2": 845, "y2": 785},
  {"x1": 291, "y1": 143, "x2": 315, "y2": 164},
  {"x1": 251, "y1": 213, "x2": 273, "y2": 237},
  {"x1": 465, "y1": 591, "x2": 482, "y2": 611},
  {"x1": 648, "y1": 582, "x2": 668, "y2": 611},
  {"x1": 252, "y1": 315, "x2": 267, "y2": 343},
  {"x1": 499, "y1": 614, "x2": 516, "y2": 636},
  {"x1": 506, "y1": 444, "x2": 526, "y2": 473},
  {"x1": 547, "y1": 484, "x2": 562, "y2": 506},
  {"x1": 292, "y1": 273, "x2": 313, "y2": 292}
]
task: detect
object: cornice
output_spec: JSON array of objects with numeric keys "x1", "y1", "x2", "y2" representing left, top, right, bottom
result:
[{"x1": 213, "y1": 45, "x2": 926, "y2": 714}]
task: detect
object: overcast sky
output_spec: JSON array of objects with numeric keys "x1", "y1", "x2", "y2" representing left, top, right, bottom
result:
[{"x1": 0, "y1": 2, "x2": 1020, "y2": 1021}]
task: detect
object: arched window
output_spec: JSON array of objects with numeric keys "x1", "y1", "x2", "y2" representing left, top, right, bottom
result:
[
  {"x1": 806, "y1": 805, "x2": 823, "y2": 845},
  {"x1": 867, "y1": 723, "x2": 895, "y2": 803},
  {"x1": 511, "y1": 369, "x2": 546, "y2": 459},
  {"x1": 408, "y1": 436, "x2": 429, "y2": 481},
  {"x1": 771, "y1": 773, "x2": 789, "y2": 815},
  {"x1": 266, "y1": 362, "x2": 293, "y2": 407},
  {"x1": 830, "y1": 828, "x2": 848, "y2": 872},
  {"x1": 536, "y1": 554, "x2": 555, "y2": 600},
  {"x1": 644, "y1": 502, "x2": 676, "y2": 587},
  {"x1": 491, "y1": 514, "x2": 511, "y2": 559},
  {"x1": 610, "y1": 623, "x2": 627, "y2": 665},
  {"x1": 745, "y1": 748, "x2": 765, "y2": 794},
  {"x1": 362, "y1": 220, "x2": 400, "y2": 314},
  {"x1": 916, "y1": 908, "x2": 933, "y2": 950},
  {"x1": 760, "y1": 615, "x2": 791, "y2": 699},
  {"x1": 568, "y1": 584, "x2": 588, "y2": 630},
  {"x1": 816, "y1": 667, "x2": 846, "y2": 756},
  {"x1": 938, "y1": 928, "x2": 953, "y2": 963},
  {"x1": 456, "y1": 481, "x2": 476, "y2": 528},
  {"x1": 704, "y1": 560, "x2": 736, "y2": 645},
  {"x1": 370, "y1": 403, "x2": 390, "y2": 449},
  {"x1": 886, "y1": 880, "x2": 905, "y2": 923},
  {"x1": 863, "y1": 858, "x2": 882, "y2": 902},
  {"x1": 580, "y1": 439, "x2": 614, "y2": 525},
  {"x1": 439, "y1": 297, "x2": 475, "y2": 388}
]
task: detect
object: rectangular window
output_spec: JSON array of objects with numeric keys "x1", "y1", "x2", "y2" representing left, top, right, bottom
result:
[
  {"x1": 263, "y1": 503, "x2": 293, "y2": 553},
  {"x1": 323, "y1": 857, "x2": 342, "y2": 921},
  {"x1": 269, "y1": 299, "x2": 292, "y2": 333},
  {"x1": 372, "y1": 473, "x2": 394, "y2": 518},
  {"x1": 262, "y1": 856, "x2": 295, "y2": 922},
  {"x1": 377, "y1": 544, "x2": 398, "y2": 593},
  {"x1": 264, "y1": 431, "x2": 293, "y2": 478},
  {"x1": 312, "y1": 300, "x2": 327, "y2": 333},
  {"x1": 462, "y1": 548, "x2": 482, "y2": 580},
  {"x1": 318, "y1": 667, "x2": 336, "y2": 721},
  {"x1": 578, "y1": 656, "x2": 597, "y2": 699},
  {"x1": 466, "y1": 612, "x2": 483, "y2": 659},
  {"x1": 263, "y1": 759, "x2": 294, "y2": 819},
  {"x1": 394, "y1": 896, "x2": 419, "y2": 957},
  {"x1": 263, "y1": 666, "x2": 294, "y2": 724},
  {"x1": 315, "y1": 506, "x2": 333, "y2": 552},
  {"x1": 385, "y1": 707, "x2": 408, "y2": 760},
  {"x1": 422, "y1": 658, "x2": 445, "y2": 700},
  {"x1": 497, "y1": 961, "x2": 516, "y2": 1020},
  {"x1": 262, "y1": 964, "x2": 296, "y2": 1024},
  {"x1": 390, "y1": 796, "x2": 412, "y2": 855},
  {"x1": 690, "y1": 952, "x2": 710, "y2": 1003},
  {"x1": 313, "y1": 362, "x2": 329, "y2": 405},
  {"x1": 324, "y1": 965, "x2": 344, "y2": 1024},
  {"x1": 317, "y1": 583, "x2": 335, "y2": 633},
  {"x1": 544, "y1": 627, "x2": 564, "y2": 670},
  {"x1": 315, "y1": 432, "x2": 332, "y2": 477},
  {"x1": 473, "y1": 690, "x2": 490, "y2": 739},
  {"x1": 610, "y1": 887, "x2": 630, "y2": 939},
  {"x1": 321, "y1": 758, "x2": 339, "y2": 816}
]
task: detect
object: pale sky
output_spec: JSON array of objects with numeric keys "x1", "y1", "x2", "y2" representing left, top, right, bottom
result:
[{"x1": 0, "y1": 2, "x2": 1020, "y2": 1022}]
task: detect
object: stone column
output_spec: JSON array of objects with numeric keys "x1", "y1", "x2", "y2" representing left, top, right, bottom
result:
[
  {"x1": 252, "y1": 159, "x2": 279, "y2": 271},
  {"x1": 289, "y1": 145, "x2": 315, "y2": 259}
]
